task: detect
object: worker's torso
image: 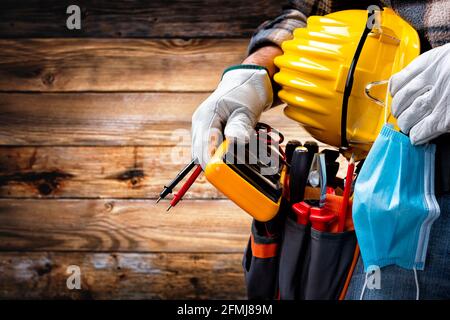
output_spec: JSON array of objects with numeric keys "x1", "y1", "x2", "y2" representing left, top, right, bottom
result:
[{"x1": 299, "y1": 0, "x2": 450, "y2": 193}]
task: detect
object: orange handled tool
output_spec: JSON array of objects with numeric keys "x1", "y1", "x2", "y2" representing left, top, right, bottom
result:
[{"x1": 167, "y1": 164, "x2": 202, "y2": 211}]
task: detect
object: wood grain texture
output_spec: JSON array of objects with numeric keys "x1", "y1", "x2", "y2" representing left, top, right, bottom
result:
[
  {"x1": 0, "y1": 0, "x2": 285, "y2": 301},
  {"x1": 0, "y1": 145, "x2": 221, "y2": 198},
  {"x1": 0, "y1": 143, "x2": 346, "y2": 199},
  {"x1": 0, "y1": 39, "x2": 247, "y2": 92},
  {"x1": 0, "y1": 199, "x2": 251, "y2": 252},
  {"x1": 0, "y1": 93, "x2": 312, "y2": 146},
  {"x1": 0, "y1": 0, "x2": 282, "y2": 38},
  {"x1": 0, "y1": 252, "x2": 246, "y2": 299}
]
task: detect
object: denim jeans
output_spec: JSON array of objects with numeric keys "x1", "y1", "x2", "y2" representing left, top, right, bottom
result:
[{"x1": 345, "y1": 194, "x2": 450, "y2": 300}]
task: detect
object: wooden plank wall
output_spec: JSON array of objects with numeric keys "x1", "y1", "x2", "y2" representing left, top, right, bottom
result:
[{"x1": 0, "y1": 0, "x2": 323, "y2": 299}]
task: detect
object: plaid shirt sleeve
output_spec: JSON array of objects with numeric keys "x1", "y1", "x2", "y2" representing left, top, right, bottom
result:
[
  {"x1": 247, "y1": 0, "x2": 330, "y2": 54},
  {"x1": 248, "y1": 0, "x2": 448, "y2": 53},
  {"x1": 247, "y1": 0, "x2": 389, "y2": 54}
]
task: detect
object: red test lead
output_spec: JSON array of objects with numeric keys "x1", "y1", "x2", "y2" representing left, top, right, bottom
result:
[{"x1": 167, "y1": 165, "x2": 202, "y2": 212}]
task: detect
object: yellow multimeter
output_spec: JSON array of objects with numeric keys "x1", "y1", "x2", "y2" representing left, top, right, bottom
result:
[{"x1": 204, "y1": 125, "x2": 286, "y2": 222}]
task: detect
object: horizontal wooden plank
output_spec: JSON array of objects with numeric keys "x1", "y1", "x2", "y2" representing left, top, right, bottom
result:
[
  {"x1": 0, "y1": 92, "x2": 210, "y2": 146},
  {"x1": 0, "y1": 39, "x2": 247, "y2": 92},
  {"x1": 0, "y1": 93, "x2": 310, "y2": 146},
  {"x1": 0, "y1": 140, "x2": 335, "y2": 199},
  {"x1": 0, "y1": 199, "x2": 252, "y2": 252},
  {"x1": 0, "y1": 0, "x2": 282, "y2": 38},
  {"x1": 0, "y1": 146, "x2": 223, "y2": 198},
  {"x1": 0, "y1": 252, "x2": 245, "y2": 299}
]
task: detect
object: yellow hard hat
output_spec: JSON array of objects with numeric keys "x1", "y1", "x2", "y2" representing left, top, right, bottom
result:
[{"x1": 274, "y1": 8, "x2": 420, "y2": 151}]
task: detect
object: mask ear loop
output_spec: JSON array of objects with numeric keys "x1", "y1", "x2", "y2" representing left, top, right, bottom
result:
[
  {"x1": 359, "y1": 271, "x2": 370, "y2": 300},
  {"x1": 413, "y1": 267, "x2": 420, "y2": 300}
]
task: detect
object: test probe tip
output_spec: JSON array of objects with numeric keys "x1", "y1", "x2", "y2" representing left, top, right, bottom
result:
[
  {"x1": 156, "y1": 197, "x2": 161, "y2": 204},
  {"x1": 166, "y1": 205, "x2": 172, "y2": 212}
]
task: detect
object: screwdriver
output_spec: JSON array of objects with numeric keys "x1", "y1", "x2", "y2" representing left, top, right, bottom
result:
[
  {"x1": 285, "y1": 140, "x2": 302, "y2": 166},
  {"x1": 167, "y1": 164, "x2": 202, "y2": 212},
  {"x1": 283, "y1": 140, "x2": 303, "y2": 199},
  {"x1": 156, "y1": 159, "x2": 197, "y2": 203},
  {"x1": 289, "y1": 146, "x2": 310, "y2": 204},
  {"x1": 304, "y1": 141, "x2": 318, "y2": 165}
]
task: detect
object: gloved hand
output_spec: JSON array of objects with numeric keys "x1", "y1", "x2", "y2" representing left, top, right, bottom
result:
[
  {"x1": 191, "y1": 65, "x2": 273, "y2": 168},
  {"x1": 389, "y1": 43, "x2": 450, "y2": 145}
]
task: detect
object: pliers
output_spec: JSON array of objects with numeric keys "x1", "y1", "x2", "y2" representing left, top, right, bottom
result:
[{"x1": 292, "y1": 153, "x2": 337, "y2": 231}]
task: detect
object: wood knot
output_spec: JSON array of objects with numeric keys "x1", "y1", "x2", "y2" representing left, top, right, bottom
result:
[
  {"x1": 35, "y1": 262, "x2": 52, "y2": 276},
  {"x1": 189, "y1": 277, "x2": 199, "y2": 287},
  {"x1": 38, "y1": 183, "x2": 53, "y2": 196},
  {"x1": 0, "y1": 170, "x2": 74, "y2": 196},
  {"x1": 42, "y1": 73, "x2": 55, "y2": 86},
  {"x1": 108, "y1": 169, "x2": 145, "y2": 188},
  {"x1": 104, "y1": 202, "x2": 114, "y2": 212}
]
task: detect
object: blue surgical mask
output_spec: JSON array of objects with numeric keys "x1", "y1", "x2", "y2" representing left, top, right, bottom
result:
[{"x1": 353, "y1": 124, "x2": 440, "y2": 271}]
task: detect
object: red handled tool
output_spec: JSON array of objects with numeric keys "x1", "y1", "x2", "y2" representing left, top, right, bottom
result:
[
  {"x1": 291, "y1": 153, "x2": 337, "y2": 231},
  {"x1": 292, "y1": 201, "x2": 311, "y2": 225},
  {"x1": 293, "y1": 200, "x2": 336, "y2": 231},
  {"x1": 309, "y1": 206, "x2": 336, "y2": 231},
  {"x1": 308, "y1": 153, "x2": 337, "y2": 232},
  {"x1": 337, "y1": 154, "x2": 355, "y2": 232}
]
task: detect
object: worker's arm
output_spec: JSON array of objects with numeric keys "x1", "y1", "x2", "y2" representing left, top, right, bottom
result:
[
  {"x1": 191, "y1": 1, "x2": 323, "y2": 168},
  {"x1": 242, "y1": 45, "x2": 283, "y2": 77}
]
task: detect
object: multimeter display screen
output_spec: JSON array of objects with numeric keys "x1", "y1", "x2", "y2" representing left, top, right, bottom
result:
[{"x1": 223, "y1": 140, "x2": 284, "y2": 203}]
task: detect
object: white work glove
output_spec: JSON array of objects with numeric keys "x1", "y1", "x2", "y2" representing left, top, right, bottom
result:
[
  {"x1": 389, "y1": 43, "x2": 450, "y2": 145},
  {"x1": 191, "y1": 65, "x2": 273, "y2": 168}
]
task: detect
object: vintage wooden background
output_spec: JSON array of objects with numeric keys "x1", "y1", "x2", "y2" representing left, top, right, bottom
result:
[{"x1": 0, "y1": 0, "x2": 328, "y2": 299}]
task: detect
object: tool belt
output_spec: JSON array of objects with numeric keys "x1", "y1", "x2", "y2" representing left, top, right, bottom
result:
[
  {"x1": 199, "y1": 123, "x2": 360, "y2": 299},
  {"x1": 242, "y1": 142, "x2": 360, "y2": 300}
]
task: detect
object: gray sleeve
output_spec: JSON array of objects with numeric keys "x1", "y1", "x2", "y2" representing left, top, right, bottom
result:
[{"x1": 247, "y1": 0, "x2": 326, "y2": 54}]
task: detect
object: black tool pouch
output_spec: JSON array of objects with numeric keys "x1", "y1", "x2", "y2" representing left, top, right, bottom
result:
[
  {"x1": 242, "y1": 220, "x2": 280, "y2": 300},
  {"x1": 302, "y1": 228, "x2": 357, "y2": 300},
  {"x1": 278, "y1": 216, "x2": 310, "y2": 300}
]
